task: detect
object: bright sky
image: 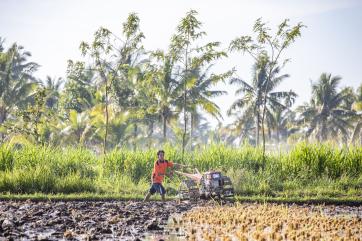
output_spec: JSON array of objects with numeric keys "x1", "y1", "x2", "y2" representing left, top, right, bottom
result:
[{"x1": 1, "y1": 0, "x2": 362, "y2": 126}]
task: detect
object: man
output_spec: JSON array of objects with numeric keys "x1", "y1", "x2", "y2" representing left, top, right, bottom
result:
[{"x1": 143, "y1": 150, "x2": 181, "y2": 201}]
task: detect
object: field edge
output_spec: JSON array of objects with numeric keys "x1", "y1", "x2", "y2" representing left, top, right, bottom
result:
[{"x1": 1, "y1": 193, "x2": 362, "y2": 205}]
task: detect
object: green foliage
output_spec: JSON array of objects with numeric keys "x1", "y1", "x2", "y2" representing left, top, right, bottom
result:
[
  {"x1": 10, "y1": 87, "x2": 49, "y2": 144},
  {"x1": 62, "y1": 60, "x2": 96, "y2": 113},
  {"x1": 297, "y1": 73, "x2": 356, "y2": 142},
  {"x1": 282, "y1": 143, "x2": 362, "y2": 179},
  {"x1": 1, "y1": 12, "x2": 358, "y2": 150},
  {"x1": 0, "y1": 145, "x2": 13, "y2": 171},
  {"x1": 169, "y1": 10, "x2": 231, "y2": 153},
  {"x1": 0, "y1": 143, "x2": 361, "y2": 198},
  {"x1": 229, "y1": 18, "x2": 305, "y2": 156}
]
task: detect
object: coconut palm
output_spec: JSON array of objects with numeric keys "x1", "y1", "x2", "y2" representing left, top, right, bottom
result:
[
  {"x1": 179, "y1": 66, "x2": 228, "y2": 150},
  {"x1": 150, "y1": 50, "x2": 180, "y2": 141},
  {"x1": 0, "y1": 41, "x2": 39, "y2": 142},
  {"x1": 59, "y1": 110, "x2": 93, "y2": 146},
  {"x1": 351, "y1": 84, "x2": 362, "y2": 145},
  {"x1": 43, "y1": 76, "x2": 63, "y2": 110},
  {"x1": 225, "y1": 110, "x2": 256, "y2": 145},
  {"x1": 270, "y1": 107, "x2": 296, "y2": 143},
  {"x1": 0, "y1": 42, "x2": 39, "y2": 125},
  {"x1": 298, "y1": 73, "x2": 355, "y2": 143},
  {"x1": 177, "y1": 65, "x2": 227, "y2": 148},
  {"x1": 228, "y1": 59, "x2": 296, "y2": 146}
]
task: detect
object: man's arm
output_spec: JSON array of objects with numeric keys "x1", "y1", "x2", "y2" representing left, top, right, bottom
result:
[{"x1": 170, "y1": 162, "x2": 191, "y2": 169}]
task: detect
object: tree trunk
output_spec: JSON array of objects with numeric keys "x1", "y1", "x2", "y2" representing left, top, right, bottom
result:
[
  {"x1": 261, "y1": 83, "x2": 269, "y2": 169},
  {"x1": 261, "y1": 107, "x2": 266, "y2": 156},
  {"x1": 0, "y1": 107, "x2": 7, "y2": 142},
  {"x1": 182, "y1": 108, "x2": 187, "y2": 157},
  {"x1": 190, "y1": 113, "x2": 193, "y2": 151},
  {"x1": 77, "y1": 129, "x2": 82, "y2": 146},
  {"x1": 148, "y1": 121, "x2": 154, "y2": 148},
  {"x1": 321, "y1": 120, "x2": 327, "y2": 142},
  {"x1": 103, "y1": 81, "x2": 109, "y2": 155},
  {"x1": 276, "y1": 126, "x2": 280, "y2": 144},
  {"x1": 256, "y1": 111, "x2": 260, "y2": 146},
  {"x1": 268, "y1": 124, "x2": 271, "y2": 141},
  {"x1": 182, "y1": 36, "x2": 189, "y2": 161},
  {"x1": 162, "y1": 113, "x2": 167, "y2": 142},
  {"x1": 0, "y1": 107, "x2": 6, "y2": 124},
  {"x1": 133, "y1": 123, "x2": 137, "y2": 151},
  {"x1": 96, "y1": 59, "x2": 109, "y2": 156}
]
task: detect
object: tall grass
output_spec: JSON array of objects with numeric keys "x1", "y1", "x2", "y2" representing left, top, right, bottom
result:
[{"x1": 0, "y1": 142, "x2": 361, "y2": 197}]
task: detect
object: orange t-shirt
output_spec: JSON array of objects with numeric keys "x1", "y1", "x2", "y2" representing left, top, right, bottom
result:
[{"x1": 152, "y1": 160, "x2": 173, "y2": 184}]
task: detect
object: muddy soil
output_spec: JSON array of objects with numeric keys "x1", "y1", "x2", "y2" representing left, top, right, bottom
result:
[
  {"x1": 0, "y1": 200, "x2": 211, "y2": 241},
  {"x1": 1, "y1": 200, "x2": 362, "y2": 241}
]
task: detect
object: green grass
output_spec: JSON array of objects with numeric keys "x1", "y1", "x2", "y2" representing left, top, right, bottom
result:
[{"x1": 0, "y1": 142, "x2": 361, "y2": 202}]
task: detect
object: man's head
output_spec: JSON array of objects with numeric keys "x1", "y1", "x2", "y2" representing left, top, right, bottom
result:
[{"x1": 157, "y1": 150, "x2": 165, "y2": 161}]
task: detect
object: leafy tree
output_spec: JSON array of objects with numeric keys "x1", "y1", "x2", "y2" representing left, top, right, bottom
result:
[
  {"x1": 229, "y1": 18, "x2": 304, "y2": 155},
  {"x1": 9, "y1": 87, "x2": 56, "y2": 145},
  {"x1": 62, "y1": 61, "x2": 96, "y2": 113},
  {"x1": 79, "y1": 13, "x2": 145, "y2": 154},
  {"x1": 170, "y1": 10, "x2": 229, "y2": 157}
]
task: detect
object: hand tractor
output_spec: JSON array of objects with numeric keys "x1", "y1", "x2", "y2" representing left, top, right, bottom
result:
[{"x1": 175, "y1": 168, "x2": 234, "y2": 201}]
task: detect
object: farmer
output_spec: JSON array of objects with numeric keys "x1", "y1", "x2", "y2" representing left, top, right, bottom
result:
[{"x1": 143, "y1": 150, "x2": 181, "y2": 202}]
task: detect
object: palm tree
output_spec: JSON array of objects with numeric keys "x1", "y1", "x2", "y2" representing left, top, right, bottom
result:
[
  {"x1": 298, "y1": 73, "x2": 355, "y2": 143},
  {"x1": 351, "y1": 84, "x2": 362, "y2": 145},
  {"x1": 79, "y1": 13, "x2": 146, "y2": 154},
  {"x1": 150, "y1": 50, "x2": 180, "y2": 142},
  {"x1": 223, "y1": 111, "x2": 255, "y2": 145},
  {"x1": 190, "y1": 116, "x2": 212, "y2": 146},
  {"x1": 181, "y1": 65, "x2": 227, "y2": 148},
  {"x1": 0, "y1": 42, "x2": 39, "y2": 122},
  {"x1": 271, "y1": 107, "x2": 296, "y2": 143},
  {"x1": 43, "y1": 76, "x2": 63, "y2": 110},
  {"x1": 59, "y1": 110, "x2": 93, "y2": 146},
  {"x1": 228, "y1": 59, "x2": 296, "y2": 146},
  {"x1": 0, "y1": 41, "x2": 39, "y2": 141},
  {"x1": 125, "y1": 64, "x2": 155, "y2": 150}
]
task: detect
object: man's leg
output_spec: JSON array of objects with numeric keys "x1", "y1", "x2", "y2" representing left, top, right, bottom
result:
[
  {"x1": 159, "y1": 184, "x2": 166, "y2": 202},
  {"x1": 144, "y1": 184, "x2": 156, "y2": 202},
  {"x1": 143, "y1": 192, "x2": 152, "y2": 202}
]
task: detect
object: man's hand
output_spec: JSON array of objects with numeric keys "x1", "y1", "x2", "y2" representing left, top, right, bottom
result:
[{"x1": 167, "y1": 170, "x2": 174, "y2": 178}]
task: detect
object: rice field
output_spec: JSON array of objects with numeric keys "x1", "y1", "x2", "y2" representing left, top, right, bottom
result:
[{"x1": 172, "y1": 203, "x2": 362, "y2": 241}]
